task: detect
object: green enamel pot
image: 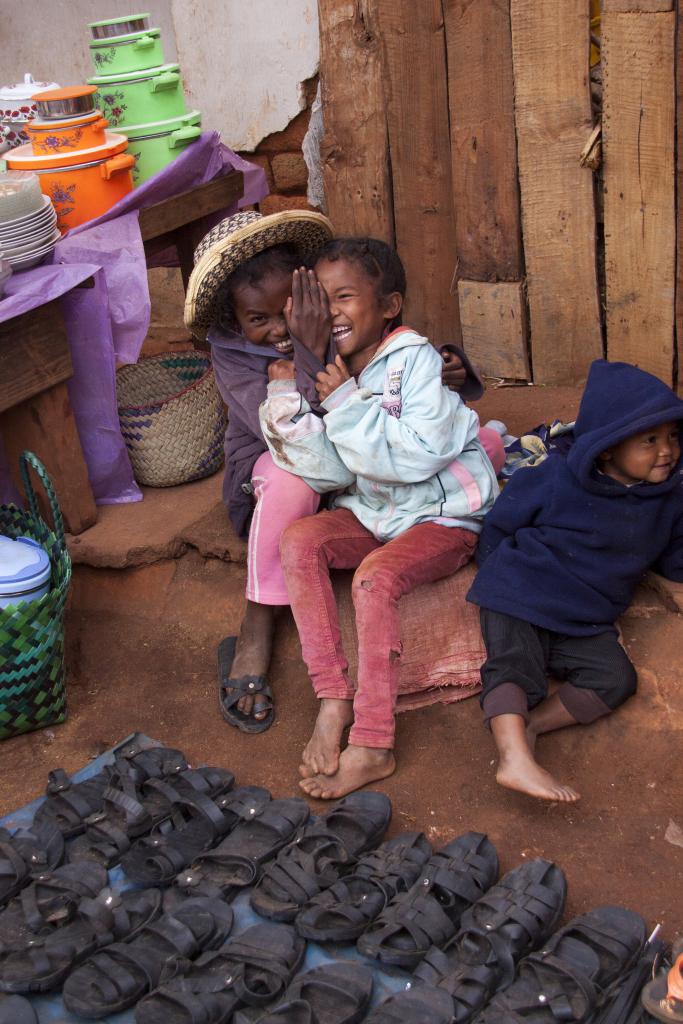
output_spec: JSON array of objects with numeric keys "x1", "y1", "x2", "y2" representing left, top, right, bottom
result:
[
  {"x1": 125, "y1": 110, "x2": 202, "y2": 185},
  {"x1": 89, "y1": 27, "x2": 165, "y2": 76},
  {"x1": 88, "y1": 64, "x2": 188, "y2": 130}
]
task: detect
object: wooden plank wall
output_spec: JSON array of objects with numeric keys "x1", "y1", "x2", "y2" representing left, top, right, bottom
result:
[
  {"x1": 316, "y1": 0, "x2": 681, "y2": 390},
  {"x1": 510, "y1": 0, "x2": 603, "y2": 385},
  {"x1": 678, "y1": 0, "x2": 683, "y2": 393},
  {"x1": 375, "y1": 0, "x2": 461, "y2": 345},
  {"x1": 317, "y1": 0, "x2": 394, "y2": 241},
  {"x1": 603, "y1": 8, "x2": 676, "y2": 384}
]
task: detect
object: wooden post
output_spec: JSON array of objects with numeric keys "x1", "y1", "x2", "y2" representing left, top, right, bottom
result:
[
  {"x1": 443, "y1": 0, "x2": 522, "y2": 283},
  {"x1": 602, "y1": 9, "x2": 675, "y2": 383},
  {"x1": 511, "y1": 0, "x2": 603, "y2": 384},
  {"x1": 317, "y1": 0, "x2": 394, "y2": 242},
  {"x1": 376, "y1": 0, "x2": 461, "y2": 345}
]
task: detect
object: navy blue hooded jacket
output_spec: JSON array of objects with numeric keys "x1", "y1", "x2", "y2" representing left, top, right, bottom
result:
[{"x1": 467, "y1": 360, "x2": 683, "y2": 635}]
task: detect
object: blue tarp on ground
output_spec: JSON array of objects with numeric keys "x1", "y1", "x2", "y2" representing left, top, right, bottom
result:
[{"x1": 0, "y1": 734, "x2": 412, "y2": 1022}]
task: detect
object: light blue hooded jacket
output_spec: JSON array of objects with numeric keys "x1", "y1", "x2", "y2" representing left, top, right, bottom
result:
[{"x1": 259, "y1": 327, "x2": 499, "y2": 541}]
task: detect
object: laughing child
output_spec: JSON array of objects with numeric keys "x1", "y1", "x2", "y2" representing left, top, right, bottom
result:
[
  {"x1": 185, "y1": 213, "x2": 501, "y2": 734},
  {"x1": 467, "y1": 359, "x2": 683, "y2": 802},
  {"x1": 259, "y1": 237, "x2": 499, "y2": 798}
]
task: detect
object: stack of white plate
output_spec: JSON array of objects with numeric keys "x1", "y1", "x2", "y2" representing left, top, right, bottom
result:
[{"x1": 0, "y1": 194, "x2": 60, "y2": 270}]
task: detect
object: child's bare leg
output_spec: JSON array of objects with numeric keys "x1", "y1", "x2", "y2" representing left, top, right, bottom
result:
[
  {"x1": 229, "y1": 600, "x2": 278, "y2": 720},
  {"x1": 300, "y1": 744, "x2": 395, "y2": 799},
  {"x1": 491, "y1": 713, "x2": 580, "y2": 802},
  {"x1": 527, "y1": 691, "x2": 580, "y2": 748},
  {"x1": 300, "y1": 698, "x2": 354, "y2": 777}
]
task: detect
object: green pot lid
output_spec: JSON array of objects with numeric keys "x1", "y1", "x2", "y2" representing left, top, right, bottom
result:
[
  {"x1": 87, "y1": 62, "x2": 179, "y2": 85},
  {"x1": 89, "y1": 13, "x2": 150, "y2": 27},
  {"x1": 123, "y1": 109, "x2": 201, "y2": 138},
  {"x1": 89, "y1": 27, "x2": 160, "y2": 46}
]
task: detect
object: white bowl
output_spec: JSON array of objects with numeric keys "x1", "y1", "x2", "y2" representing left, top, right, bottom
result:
[
  {"x1": 0, "y1": 207, "x2": 57, "y2": 243},
  {"x1": 6, "y1": 228, "x2": 61, "y2": 269},
  {"x1": 0, "y1": 194, "x2": 54, "y2": 231}
]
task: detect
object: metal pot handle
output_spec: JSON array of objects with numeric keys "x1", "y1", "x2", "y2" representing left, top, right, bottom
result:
[
  {"x1": 133, "y1": 34, "x2": 155, "y2": 51},
  {"x1": 101, "y1": 153, "x2": 135, "y2": 179},
  {"x1": 150, "y1": 71, "x2": 180, "y2": 93},
  {"x1": 93, "y1": 117, "x2": 109, "y2": 131},
  {"x1": 169, "y1": 125, "x2": 201, "y2": 149}
]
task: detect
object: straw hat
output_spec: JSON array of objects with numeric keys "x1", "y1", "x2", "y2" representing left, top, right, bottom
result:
[{"x1": 184, "y1": 208, "x2": 334, "y2": 341}]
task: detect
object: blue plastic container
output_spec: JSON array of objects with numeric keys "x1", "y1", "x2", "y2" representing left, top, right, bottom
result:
[{"x1": 0, "y1": 534, "x2": 51, "y2": 608}]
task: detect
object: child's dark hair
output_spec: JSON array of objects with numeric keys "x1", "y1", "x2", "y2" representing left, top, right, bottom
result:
[
  {"x1": 312, "y1": 237, "x2": 407, "y2": 302},
  {"x1": 215, "y1": 243, "x2": 300, "y2": 332}
]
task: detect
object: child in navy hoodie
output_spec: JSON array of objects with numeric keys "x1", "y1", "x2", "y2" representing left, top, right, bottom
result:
[{"x1": 467, "y1": 360, "x2": 683, "y2": 803}]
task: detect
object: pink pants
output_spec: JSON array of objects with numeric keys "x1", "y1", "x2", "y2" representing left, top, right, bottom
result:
[
  {"x1": 280, "y1": 508, "x2": 478, "y2": 749},
  {"x1": 479, "y1": 427, "x2": 505, "y2": 476},
  {"x1": 246, "y1": 451, "x2": 320, "y2": 605}
]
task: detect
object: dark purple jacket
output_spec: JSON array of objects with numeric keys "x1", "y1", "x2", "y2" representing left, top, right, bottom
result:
[{"x1": 209, "y1": 326, "x2": 483, "y2": 537}]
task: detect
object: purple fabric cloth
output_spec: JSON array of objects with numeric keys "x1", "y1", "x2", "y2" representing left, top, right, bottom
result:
[{"x1": 0, "y1": 133, "x2": 268, "y2": 507}]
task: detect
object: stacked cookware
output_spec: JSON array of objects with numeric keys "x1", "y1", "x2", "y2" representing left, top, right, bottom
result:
[
  {"x1": 0, "y1": 73, "x2": 60, "y2": 154},
  {"x1": 5, "y1": 86, "x2": 135, "y2": 232},
  {"x1": 0, "y1": 171, "x2": 60, "y2": 272},
  {"x1": 86, "y1": 12, "x2": 202, "y2": 186}
]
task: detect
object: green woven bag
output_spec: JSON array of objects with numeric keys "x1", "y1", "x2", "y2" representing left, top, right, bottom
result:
[{"x1": 0, "y1": 452, "x2": 72, "y2": 740}]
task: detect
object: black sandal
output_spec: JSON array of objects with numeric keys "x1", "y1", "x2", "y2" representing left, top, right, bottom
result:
[
  {"x1": 357, "y1": 832, "x2": 499, "y2": 969},
  {"x1": 0, "y1": 861, "x2": 106, "y2": 950},
  {"x1": 62, "y1": 896, "x2": 233, "y2": 1019},
  {"x1": 0, "y1": 886, "x2": 163, "y2": 993},
  {"x1": 0, "y1": 823, "x2": 64, "y2": 907},
  {"x1": 135, "y1": 922, "x2": 306, "y2": 1024},
  {"x1": 364, "y1": 986, "x2": 456, "y2": 1024},
  {"x1": 477, "y1": 904, "x2": 647, "y2": 1022},
  {"x1": 122, "y1": 786, "x2": 273, "y2": 887},
  {"x1": 296, "y1": 831, "x2": 432, "y2": 941},
  {"x1": 178, "y1": 797, "x2": 311, "y2": 902},
  {"x1": 0, "y1": 995, "x2": 38, "y2": 1023},
  {"x1": 251, "y1": 791, "x2": 393, "y2": 923},
  {"x1": 234, "y1": 960, "x2": 374, "y2": 1024},
  {"x1": 218, "y1": 636, "x2": 275, "y2": 734}
]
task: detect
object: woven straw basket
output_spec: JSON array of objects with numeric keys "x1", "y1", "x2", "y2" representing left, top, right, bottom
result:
[
  {"x1": 117, "y1": 352, "x2": 227, "y2": 488},
  {"x1": 0, "y1": 452, "x2": 71, "y2": 740}
]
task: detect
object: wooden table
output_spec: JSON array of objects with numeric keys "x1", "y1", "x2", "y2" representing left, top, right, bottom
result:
[{"x1": 0, "y1": 170, "x2": 245, "y2": 534}]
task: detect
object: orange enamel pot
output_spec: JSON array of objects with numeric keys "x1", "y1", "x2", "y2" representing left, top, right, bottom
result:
[
  {"x1": 27, "y1": 110, "x2": 110, "y2": 156},
  {"x1": 6, "y1": 134, "x2": 134, "y2": 230}
]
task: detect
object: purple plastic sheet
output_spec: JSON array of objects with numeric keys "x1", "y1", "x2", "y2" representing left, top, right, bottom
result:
[{"x1": 0, "y1": 133, "x2": 268, "y2": 507}]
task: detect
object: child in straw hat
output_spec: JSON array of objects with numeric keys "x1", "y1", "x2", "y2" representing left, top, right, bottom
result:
[{"x1": 185, "y1": 211, "x2": 503, "y2": 735}]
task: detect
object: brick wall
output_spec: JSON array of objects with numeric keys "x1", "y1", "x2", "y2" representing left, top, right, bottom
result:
[{"x1": 239, "y1": 75, "x2": 319, "y2": 215}]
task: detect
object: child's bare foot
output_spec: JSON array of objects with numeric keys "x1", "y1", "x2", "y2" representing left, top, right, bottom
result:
[
  {"x1": 300, "y1": 699, "x2": 354, "y2": 777},
  {"x1": 299, "y1": 744, "x2": 395, "y2": 799},
  {"x1": 496, "y1": 752, "x2": 580, "y2": 803},
  {"x1": 228, "y1": 601, "x2": 277, "y2": 720}
]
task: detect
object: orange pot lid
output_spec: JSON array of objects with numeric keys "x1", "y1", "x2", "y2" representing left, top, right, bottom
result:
[
  {"x1": 32, "y1": 85, "x2": 98, "y2": 102},
  {"x1": 6, "y1": 133, "x2": 128, "y2": 169}
]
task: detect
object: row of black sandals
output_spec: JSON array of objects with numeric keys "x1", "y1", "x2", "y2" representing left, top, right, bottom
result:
[{"x1": 0, "y1": 737, "x2": 672, "y2": 1023}]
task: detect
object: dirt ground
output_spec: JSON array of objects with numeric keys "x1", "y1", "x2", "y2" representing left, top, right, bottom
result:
[{"x1": 2, "y1": 385, "x2": 682, "y2": 939}]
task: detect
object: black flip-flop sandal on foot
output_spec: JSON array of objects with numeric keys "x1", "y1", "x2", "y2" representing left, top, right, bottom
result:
[
  {"x1": 62, "y1": 896, "x2": 233, "y2": 1019},
  {"x1": 0, "y1": 823, "x2": 64, "y2": 907},
  {"x1": 218, "y1": 636, "x2": 275, "y2": 734},
  {"x1": 0, "y1": 885, "x2": 163, "y2": 993},
  {"x1": 122, "y1": 786, "x2": 272, "y2": 888},
  {"x1": 295, "y1": 830, "x2": 431, "y2": 941},
  {"x1": 477, "y1": 904, "x2": 647, "y2": 1022},
  {"x1": 364, "y1": 986, "x2": 456, "y2": 1024},
  {"x1": 0, "y1": 994, "x2": 38, "y2": 1023},
  {"x1": 252, "y1": 791, "x2": 393, "y2": 923},
  {"x1": 179, "y1": 798, "x2": 311, "y2": 902},
  {"x1": 234, "y1": 960, "x2": 374, "y2": 1024},
  {"x1": 0, "y1": 861, "x2": 106, "y2": 949},
  {"x1": 357, "y1": 831, "x2": 499, "y2": 970},
  {"x1": 135, "y1": 922, "x2": 306, "y2": 1024}
]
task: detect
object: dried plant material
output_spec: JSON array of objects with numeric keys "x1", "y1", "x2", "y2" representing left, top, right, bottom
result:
[{"x1": 664, "y1": 819, "x2": 683, "y2": 848}]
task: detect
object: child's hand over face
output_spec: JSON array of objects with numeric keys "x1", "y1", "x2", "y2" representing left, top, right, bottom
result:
[
  {"x1": 441, "y1": 349, "x2": 468, "y2": 392},
  {"x1": 268, "y1": 359, "x2": 295, "y2": 382},
  {"x1": 315, "y1": 354, "x2": 351, "y2": 401},
  {"x1": 284, "y1": 267, "x2": 332, "y2": 362}
]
